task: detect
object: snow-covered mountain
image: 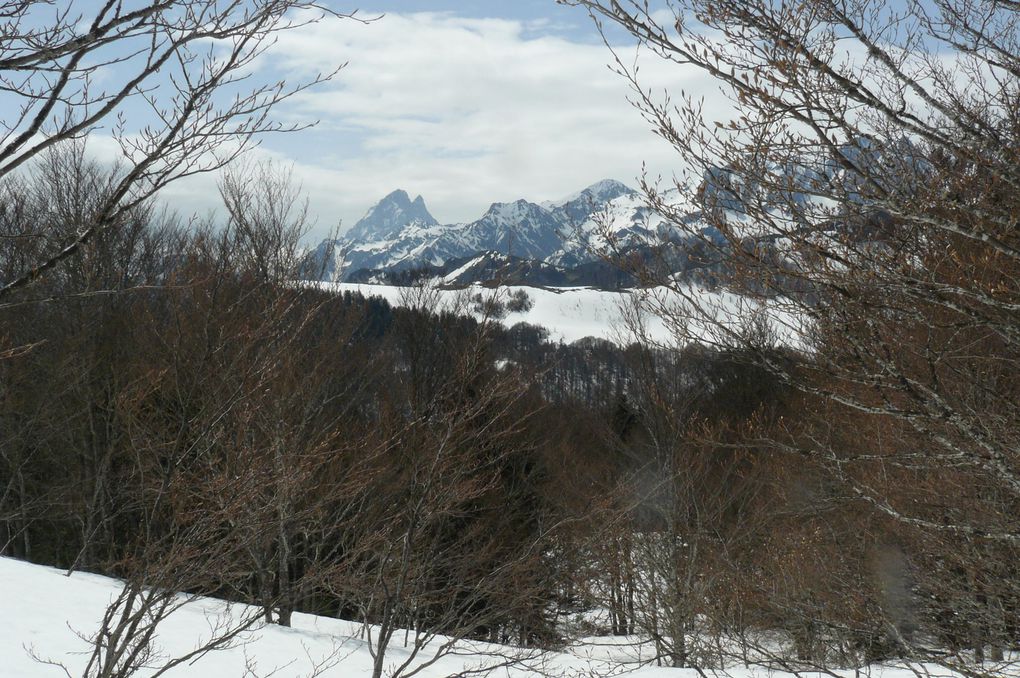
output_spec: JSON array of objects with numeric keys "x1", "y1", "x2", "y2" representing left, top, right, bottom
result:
[
  {"x1": 547, "y1": 178, "x2": 638, "y2": 223},
  {"x1": 345, "y1": 189, "x2": 439, "y2": 241},
  {"x1": 465, "y1": 199, "x2": 565, "y2": 259},
  {"x1": 303, "y1": 180, "x2": 673, "y2": 284},
  {"x1": 302, "y1": 137, "x2": 919, "y2": 288}
]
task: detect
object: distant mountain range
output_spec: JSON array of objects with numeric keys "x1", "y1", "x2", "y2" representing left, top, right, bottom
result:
[
  {"x1": 300, "y1": 179, "x2": 705, "y2": 288},
  {"x1": 301, "y1": 136, "x2": 901, "y2": 290}
]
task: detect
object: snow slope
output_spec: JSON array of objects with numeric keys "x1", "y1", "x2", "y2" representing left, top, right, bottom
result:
[
  {"x1": 0, "y1": 556, "x2": 646, "y2": 678},
  {"x1": 326, "y1": 282, "x2": 648, "y2": 344},
  {"x1": 0, "y1": 556, "x2": 982, "y2": 678},
  {"x1": 320, "y1": 282, "x2": 803, "y2": 347}
]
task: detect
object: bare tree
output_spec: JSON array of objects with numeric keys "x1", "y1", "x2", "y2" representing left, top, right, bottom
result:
[
  {"x1": 564, "y1": 0, "x2": 1020, "y2": 672},
  {"x1": 319, "y1": 288, "x2": 559, "y2": 678},
  {"x1": 0, "y1": 153, "x2": 380, "y2": 675},
  {"x1": 0, "y1": 0, "x2": 359, "y2": 299}
]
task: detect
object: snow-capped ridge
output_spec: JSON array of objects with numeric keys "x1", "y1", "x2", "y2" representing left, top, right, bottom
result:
[
  {"x1": 345, "y1": 188, "x2": 439, "y2": 243},
  {"x1": 480, "y1": 198, "x2": 552, "y2": 222},
  {"x1": 551, "y1": 178, "x2": 637, "y2": 208},
  {"x1": 304, "y1": 179, "x2": 673, "y2": 284}
]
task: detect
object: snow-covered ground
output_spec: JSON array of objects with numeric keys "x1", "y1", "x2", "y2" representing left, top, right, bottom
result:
[
  {"x1": 0, "y1": 556, "x2": 982, "y2": 677},
  {"x1": 318, "y1": 282, "x2": 803, "y2": 347},
  {"x1": 0, "y1": 556, "x2": 629, "y2": 677},
  {"x1": 328, "y1": 282, "x2": 653, "y2": 344},
  {"x1": 0, "y1": 556, "x2": 706, "y2": 677}
]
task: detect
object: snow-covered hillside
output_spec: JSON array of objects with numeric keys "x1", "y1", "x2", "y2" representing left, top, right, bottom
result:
[
  {"x1": 0, "y1": 556, "x2": 657, "y2": 677},
  {"x1": 321, "y1": 282, "x2": 802, "y2": 347},
  {"x1": 1, "y1": 556, "x2": 980, "y2": 678}
]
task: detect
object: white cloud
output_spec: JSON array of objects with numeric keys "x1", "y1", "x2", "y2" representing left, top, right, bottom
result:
[{"x1": 154, "y1": 10, "x2": 736, "y2": 241}]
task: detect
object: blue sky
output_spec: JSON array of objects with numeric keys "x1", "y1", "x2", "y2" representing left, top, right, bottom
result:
[
  {"x1": 356, "y1": 2, "x2": 577, "y2": 21},
  {"x1": 344, "y1": 1, "x2": 599, "y2": 38}
]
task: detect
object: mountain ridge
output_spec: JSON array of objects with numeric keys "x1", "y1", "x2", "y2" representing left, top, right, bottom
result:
[{"x1": 303, "y1": 179, "x2": 666, "y2": 284}]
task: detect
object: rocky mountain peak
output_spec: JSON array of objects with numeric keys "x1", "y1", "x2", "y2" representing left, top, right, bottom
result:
[
  {"x1": 304, "y1": 179, "x2": 656, "y2": 283},
  {"x1": 346, "y1": 189, "x2": 439, "y2": 242},
  {"x1": 552, "y1": 179, "x2": 638, "y2": 224}
]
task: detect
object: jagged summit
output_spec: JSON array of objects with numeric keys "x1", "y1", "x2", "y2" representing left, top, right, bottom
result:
[
  {"x1": 551, "y1": 179, "x2": 638, "y2": 224},
  {"x1": 301, "y1": 163, "x2": 869, "y2": 288},
  {"x1": 303, "y1": 179, "x2": 664, "y2": 283},
  {"x1": 553, "y1": 179, "x2": 636, "y2": 206},
  {"x1": 345, "y1": 189, "x2": 438, "y2": 242},
  {"x1": 465, "y1": 199, "x2": 565, "y2": 260},
  {"x1": 480, "y1": 198, "x2": 547, "y2": 221}
]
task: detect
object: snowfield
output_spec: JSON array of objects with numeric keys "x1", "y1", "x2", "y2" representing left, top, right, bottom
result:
[
  {"x1": 328, "y1": 282, "x2": 651, "y2": 344},
  {"x1": 0, "y1": 556, "x2": 701, "y2": 677},
  {"x1": 0, "y1": 556, "x2": 629, "y2": 678},
  {"x1": 0, "y1": 556, "x2": 988, "y2": 678},
  {"x1": 318, "y1": 282, "x2": 804, "y2": 347}
]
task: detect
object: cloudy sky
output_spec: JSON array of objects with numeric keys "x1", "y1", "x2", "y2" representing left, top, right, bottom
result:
[{"x1": 154, "y1": 1, "x2": 721, "y2": 241}]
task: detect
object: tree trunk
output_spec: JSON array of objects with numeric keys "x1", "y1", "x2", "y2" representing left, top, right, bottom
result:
[{"x1": 274, "y1": 437, "x2": 292, "y2": 627}]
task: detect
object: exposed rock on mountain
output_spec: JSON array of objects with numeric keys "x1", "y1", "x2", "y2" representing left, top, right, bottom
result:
[
  {"x1": 303, "y1": 180, "x2": 656, "y2": 284},
  {"x1": 345, "y1": 189, "x2": 438, "y2": 242}
]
